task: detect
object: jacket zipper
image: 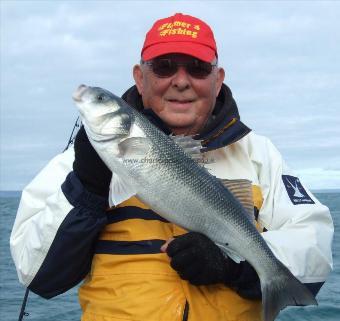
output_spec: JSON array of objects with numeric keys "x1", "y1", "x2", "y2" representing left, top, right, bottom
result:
[{"x1": 182, "y1": 301, "x2": 189, "y2": 321}]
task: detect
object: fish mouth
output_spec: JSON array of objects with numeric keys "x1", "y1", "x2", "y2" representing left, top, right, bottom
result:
[{"x1": 72, "y1": 84, "x2": 88, "y2": 102}]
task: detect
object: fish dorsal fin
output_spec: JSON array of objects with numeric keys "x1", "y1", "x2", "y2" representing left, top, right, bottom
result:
[
  {"x1": 219, "y1": 179, "x2": 255, "y2": 224},
  {"x1": 170, "y1": 135, "x2": 206, "y2": 163},
  {"x1": 118, "y1": 137, "x2": 152, "y2": 159}
]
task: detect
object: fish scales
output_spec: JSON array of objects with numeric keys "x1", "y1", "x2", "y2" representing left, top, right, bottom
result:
[{"x1": 134, "y1": 112, "x2": 262, "y2": 258}]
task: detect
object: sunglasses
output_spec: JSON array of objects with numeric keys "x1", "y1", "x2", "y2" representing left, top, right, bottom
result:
[{"x1": 142, "y1": 58, "x2": 217, "y2": 79}]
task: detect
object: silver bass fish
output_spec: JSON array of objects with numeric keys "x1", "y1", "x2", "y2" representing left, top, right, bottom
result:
[{"x1": 72, "y1": 84, "x2": 317, "y2": 321}]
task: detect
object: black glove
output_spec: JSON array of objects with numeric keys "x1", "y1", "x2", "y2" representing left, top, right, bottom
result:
[
  {"x1": 166, "y1": 232, "x2": 261, "y2": 299},
  {"x1": 73, "y1": 126, "x2": 112, "y2": 198}
]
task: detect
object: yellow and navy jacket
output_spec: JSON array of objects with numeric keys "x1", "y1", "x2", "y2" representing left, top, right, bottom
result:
[{"x1": 10, "y1": 84, "x2": 333, "y2": 321}]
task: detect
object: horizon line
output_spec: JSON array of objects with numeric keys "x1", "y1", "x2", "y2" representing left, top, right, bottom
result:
[{"x1": 1, "y1": 189, "x2": 340, "y2": 196}]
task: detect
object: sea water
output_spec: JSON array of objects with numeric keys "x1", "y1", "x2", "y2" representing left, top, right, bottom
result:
[{"x1": 1, "y1": 191, "x2": 339, "y2": 321}]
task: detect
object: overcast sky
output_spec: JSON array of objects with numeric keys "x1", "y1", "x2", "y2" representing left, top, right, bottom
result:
[{"x1": 1, "y1": 0, "x2": 339, "y2": 190}]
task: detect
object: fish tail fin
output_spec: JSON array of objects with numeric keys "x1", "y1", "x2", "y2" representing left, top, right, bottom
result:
[{"x1": 261, "y1": 265, "x2": 317, "y2": 321}]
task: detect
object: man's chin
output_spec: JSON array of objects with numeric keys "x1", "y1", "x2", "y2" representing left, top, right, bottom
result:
[{"x1": 167, "y1": 121, "x2": 199, "y2": 135}]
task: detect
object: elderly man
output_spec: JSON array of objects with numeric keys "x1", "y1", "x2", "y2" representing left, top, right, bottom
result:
[{"x1": 11, "y1": 13, "x2": 333, "y2": 321}]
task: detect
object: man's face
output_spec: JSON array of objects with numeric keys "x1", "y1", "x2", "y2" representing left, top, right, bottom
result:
[{"x1": 133, "y1": 54, "x2": 225, "y2": 135}]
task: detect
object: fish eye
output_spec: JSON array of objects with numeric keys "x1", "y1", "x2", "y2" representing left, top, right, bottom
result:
[{"x1": 97, "y1": 94, "x2": 105, "y2": 101}]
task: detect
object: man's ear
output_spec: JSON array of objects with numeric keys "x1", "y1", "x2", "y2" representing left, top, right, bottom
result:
[
  {"x1": 133, "y1": 64, "x2": 144, "y2": 95},
  {"x1": 215, "y1": 67, "x2": 225, "y2": 96}
]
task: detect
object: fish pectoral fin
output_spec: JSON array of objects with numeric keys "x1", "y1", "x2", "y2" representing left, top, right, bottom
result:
[
  {"x1": 216, "y1": 243, "x2": 245, "y2": 264},
  {"x1": 109, "y1": 171, "x2": 137, "y2": 206},
  {"x1": 118, "y1": 137, "x2": 152, "y2": 159}
]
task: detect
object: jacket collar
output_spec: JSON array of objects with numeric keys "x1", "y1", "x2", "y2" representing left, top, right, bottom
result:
[{"x1": 121, "y1": 84, "x2": 251, "y2": 152}]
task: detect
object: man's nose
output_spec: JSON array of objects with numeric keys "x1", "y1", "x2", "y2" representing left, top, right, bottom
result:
[{"x1": 170, "y1": 66, "x2": 191, "y2": 90}]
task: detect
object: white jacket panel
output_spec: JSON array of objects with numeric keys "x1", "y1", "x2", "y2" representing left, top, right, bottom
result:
[
  {"x1": 242, "y1": 133, "x2": 332, "y2": 282},
  {"x1": 10, "y1": 148, "x2": 74, "y2": 285}
]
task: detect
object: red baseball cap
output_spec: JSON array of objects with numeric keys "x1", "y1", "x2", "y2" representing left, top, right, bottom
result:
[{"x1": 141, "y1": 13, "x2": 217, "y2": 63}]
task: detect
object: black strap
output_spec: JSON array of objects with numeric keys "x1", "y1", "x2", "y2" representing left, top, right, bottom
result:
[
  {"x1": 95, "y1": 239, "x2": 166, "y2": 255},
  {"x1": 107, "y1": 207, "x2": 169, "y2": 223}
]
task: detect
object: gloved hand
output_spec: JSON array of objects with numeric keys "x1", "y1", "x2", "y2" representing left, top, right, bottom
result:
[
  {"x1": 73, "y1": 126, "x2": 112, "y2": 198},
  {"x1": 163, "y1": 232, "x2": 239, "y2": 285},
  {"x1": 164, "y1": 232, "x2": 262, "y2": 299}
]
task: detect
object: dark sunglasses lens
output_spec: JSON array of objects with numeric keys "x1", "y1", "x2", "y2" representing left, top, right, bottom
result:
[
  {"x1": 187, "y1": 61, "x2": 213, "y2": 78},
  {"x1": 150, "y1": 59, "x2": 214, "y2": 78},
  {"x1": 152, "y1": 60, "x2": 177, "y2": 77}
]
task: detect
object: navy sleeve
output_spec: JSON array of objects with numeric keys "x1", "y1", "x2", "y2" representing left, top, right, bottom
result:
[{"x1": 28, "y1": 172, "x2": 108, "y2": 299}]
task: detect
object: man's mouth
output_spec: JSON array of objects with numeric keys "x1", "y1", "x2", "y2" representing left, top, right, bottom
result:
[{"x1": 167, "y1": 99, "x2": 195, "y2": 104}]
